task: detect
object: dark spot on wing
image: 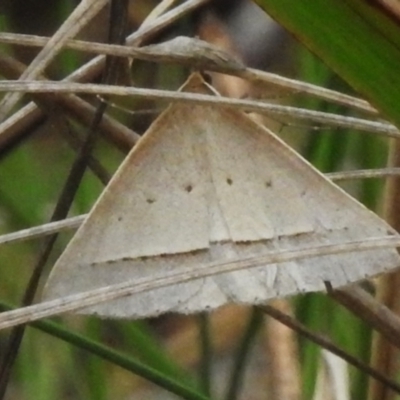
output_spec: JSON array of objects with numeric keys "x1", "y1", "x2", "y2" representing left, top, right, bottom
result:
[
  {"x1": 226, "y1": 178, "x2": 233, "y2": 185},
  {"x1": 185, "y1": 184, "x2": 193, "y2": 193},
  {"x1": 265, "y1": 180, "x2": 272, "y2": 188},
  {"x1": 146, "y1": 198, "x2": 155, "y2": 204},
  {"x1": 118, "y1": 216, "x2": 123, "y2": 221}
]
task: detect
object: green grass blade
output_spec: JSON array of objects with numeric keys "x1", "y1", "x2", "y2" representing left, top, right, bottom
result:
[
  {"x1": 224, "y1": 308, "x2": 264, "y2": 400},
  {"x1": 111, "y1": 319, "x2": 193, "y2": 384},
  {"x1": 0, "y1": 302, "x2": 211, "y2": 400},
  {"x1": 255, "y1": 0, "x2": 400, "y2": 127}
]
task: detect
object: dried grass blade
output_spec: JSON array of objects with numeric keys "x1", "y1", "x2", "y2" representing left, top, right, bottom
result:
[
  {"x1": 0, "y1": 32, "x2": 376, "y2": 114},
  {"x1": 0, "y1": 236, "x2": 398, "y2": 331},
  {"x1": 0, "y1": 0, "x2": 109, "y2": 121},
  {"x1": 0, "y1": 81, "x2": 396, "y2": 138}
]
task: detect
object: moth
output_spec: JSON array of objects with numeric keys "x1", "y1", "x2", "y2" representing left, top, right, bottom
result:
[{"x1": 42, "y1": 73, "x2": 400, "y2": 319}]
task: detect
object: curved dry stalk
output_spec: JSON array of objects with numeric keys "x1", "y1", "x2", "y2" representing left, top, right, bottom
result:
[
  {"x1": 369, "y1": 138, "x2": 400, "y2": 400},
  {"x1": 140, "y1": 0, "x2": 179, "y2": 27},
  {"x1": 0, "y1": 54, "x2": 139, "y2": 151},
  {"x1": 0, "y1": 0, "x2": 109, "y2": 122},
  {"x1": 260, "y1": 304, "x2": 400, "y2": 396},
  {"x1": 0, "y1": 81, "x2": 397, "y2": 138},
  {"x1": 0, "y1": 0, "x2": 212, "y2": 150},
  {"x1": 0, "y1": 32, "x2": 375, "y2": 114},
  {"x1": 264, "y1": 299, "x2": 301, "y2": 400},
  {"x1": 327, "y1": 284, "x2": 400, "y2": 353},
  {"x1": 63, "y1": 0, "x2": 213, "y2": 82},
  {"x1": 0, "y1": 34, "x2": 244, "y2": 73},
  {"x1": 240, "y1": 68, "x2": 375, "y2": 114},
  {"x1": 0, "y1": 236, "x2": 398, "y2": 331},
  {"x1": 325, "y1": 168, "x2": 400, "y2": 181},
  {"x1": 2, "y1": 167, "x2": 400, "y2": 246},
  {"x1": 0, "y1": 215, "x2": 87, "y2": 246}
]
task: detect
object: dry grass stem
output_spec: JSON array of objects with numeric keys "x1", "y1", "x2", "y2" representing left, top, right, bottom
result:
[
  {"x1": 1, "y1": 167, "x2": 400, "y2": 246},
  {"x1": 0, "y1": 0, "x2": 211, "y2": 150},
  {"x1": 369, "y1": 138, "x2": 400, "y2": 400},
  {"x1": 260, "y1": 305, "x2": 400, "y2": 396},
  {"x1": 328, "y1": 284, "x2": 400, "y2": 352},
  {"x1": 0, "y1": 33, "x2": 375, "y2": 114},
  {"x1": 0, "y1": 81, "x2": 396, "y2": 138},
  {"x1": 0, "y1": 54, "x2": 139, "y2": 150},
  {"x1": 0, "y1": 0, "x2": 109, "y2": 121},
  {"x1": 265, "y1": 299, "x2": 301, "y2": 400},
  {"x1": 0, "y1": 236, "x2": 398, "y2": 331}
]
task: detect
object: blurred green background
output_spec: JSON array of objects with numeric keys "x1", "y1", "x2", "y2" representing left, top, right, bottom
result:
[{"x1": 0, "y1": 1, "x2": 395, "y2": 399}]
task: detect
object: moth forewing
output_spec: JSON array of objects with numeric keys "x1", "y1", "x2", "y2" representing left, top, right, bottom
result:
[{"x1": 43, "y1": 74, "x2": 400, "y2": 319}]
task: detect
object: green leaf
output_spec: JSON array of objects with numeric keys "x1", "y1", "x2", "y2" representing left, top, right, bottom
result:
[
  {"x1": 0, "y1": 302, "x2": 210, "y2": 400},
  {"x1": 255, "y1": 0, "x2": 400, "y2": 128}
]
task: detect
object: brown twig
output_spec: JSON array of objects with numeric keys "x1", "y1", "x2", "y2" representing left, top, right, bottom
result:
[
  {"x1": 369, "y1": 137, "x2": 400, "y2": 400},
  {"x1": 259, "y1": 304, "x2": 400, "y2": 396},
  {"x1": 326, "y1": 283, "x2": 400, "y2": 352},
  {"x1": 0, "y1": 53, "x2": 138, "y2": 153},
  {"x1": 0, "y1": 0, "x2": 212, "y2": 152}
]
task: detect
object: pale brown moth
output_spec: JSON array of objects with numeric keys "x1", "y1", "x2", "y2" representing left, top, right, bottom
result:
[{"x1": 42, "y1": 73, "x2": 400, "y2": 319}]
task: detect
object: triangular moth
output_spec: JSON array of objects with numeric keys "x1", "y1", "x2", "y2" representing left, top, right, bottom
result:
[{"x1": 43, "y1": 74, "x2": 400, "y2": 319}]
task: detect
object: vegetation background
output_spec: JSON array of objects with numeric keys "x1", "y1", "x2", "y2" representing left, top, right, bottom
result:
[{"x1": 0, "y1": 0, "x2": 399, "y2": 399}]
